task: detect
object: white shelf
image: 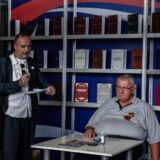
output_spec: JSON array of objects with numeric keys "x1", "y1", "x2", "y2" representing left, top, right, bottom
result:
[
  {"x1": 38, "y1": 100, "x2": 100, "y2": 108},
  {"x1": 147, "y1": 69, "x2": 160, "y2": 75},
  {"x1": 67, "y1": 68, "x2": 142, "y2": 74},
  {"x1": 31, "y1": 35, "x2": 63, "y2": 40},
  {"x1": 0, "y1": 36, "x2": 14, "y2": 41},
  {"x1": 39, "y1": 100, "x2": 160, "y2": 111},
  {"x1": 0, "y1": 34, "x2": 143, "y2": 41},
  {"x1": 38, "y1": 100, "x2": 62, "y2": 106},
  {"x1": 0, "y1": 35, "x2": 63, "y2": 41},
  {"x1": 147, "y1": 33, "x2": 160, "y2": 38},
  {"x1": 66, "y1": 102, "x2": 100, "y2": 108},
  {"x1": 68, "y1": 34, "x2": 143, "y2": 40},
  {"x1": 40, "y1": 68, "x2": 62, "y2": 73}
]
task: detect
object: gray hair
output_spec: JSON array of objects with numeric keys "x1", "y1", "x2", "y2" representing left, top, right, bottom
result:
[{"x1": 117, "y1": 74, "x2": 135, "y2": 86}]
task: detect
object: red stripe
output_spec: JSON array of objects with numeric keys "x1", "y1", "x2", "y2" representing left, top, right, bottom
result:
[
  {"x1": 12, "y1": 0, "x2": 73, "y2": 23},
  {"x1": 155, "y1": 2, "x2": 160, "y2": 8},
  {"x1": 12, "y1": 0, "x2": 148, "y2": 23}
]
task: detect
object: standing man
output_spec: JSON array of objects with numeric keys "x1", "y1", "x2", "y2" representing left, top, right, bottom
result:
[{"x1": 0, "y1": 32, "x2": 56, "y2": 160}]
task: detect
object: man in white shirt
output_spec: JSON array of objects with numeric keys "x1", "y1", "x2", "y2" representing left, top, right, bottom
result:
[
  {"x1": 74, "y1": 74, "x2": 160, "y2": 160},
  {"x1": 0, "y1": 32, "x2": 56, "y2": 160}
]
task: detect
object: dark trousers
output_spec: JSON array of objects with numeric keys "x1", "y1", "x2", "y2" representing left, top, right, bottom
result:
[{"x1": 3, "y1": 115, "x2": 35, "y2": 160}]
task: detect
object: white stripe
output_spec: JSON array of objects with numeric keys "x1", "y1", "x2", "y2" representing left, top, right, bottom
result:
[{"x1": 46, "y1": 7, "x2": 139, "y2": 21}]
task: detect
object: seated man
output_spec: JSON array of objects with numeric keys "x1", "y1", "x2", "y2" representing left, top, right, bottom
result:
[{"x1": 74, "y1": 74, "x2": 160, "y2": 160}]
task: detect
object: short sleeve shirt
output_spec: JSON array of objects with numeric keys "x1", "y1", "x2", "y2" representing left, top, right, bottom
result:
[{"x1": 86, "y1": 97, "x2": 160, "y2": 144}]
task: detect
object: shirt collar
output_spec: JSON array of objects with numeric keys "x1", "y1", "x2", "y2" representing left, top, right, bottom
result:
[{"x1": 10, "y1": 53, "x2": 27, "y2": 65}]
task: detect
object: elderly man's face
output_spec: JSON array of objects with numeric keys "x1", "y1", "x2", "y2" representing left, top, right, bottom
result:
[
  {"x1": 116, "y1": 79, "x2": 135, "y2": 102},
  {"x1": 14, "y1": 36, "x2": 31, "y2": 59}
]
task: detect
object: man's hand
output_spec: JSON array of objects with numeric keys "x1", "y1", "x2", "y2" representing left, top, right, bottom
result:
[
  {"x1": 19, "y1": 74, "x2": 30, "y2": 86},
  {"x1": 83, "y1": 127, "x2": 96, "y2": 139},
  {"x1": 45, "y1": 86, "x2": 56, "y2": 96}
]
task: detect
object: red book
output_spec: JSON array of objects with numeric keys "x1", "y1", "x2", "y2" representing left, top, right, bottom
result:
[
  {"x1": 92, "y1": 49, "x2": 103, "y2": 68},
  {"x1": 131, "y1": 48, "x2": 142, "y2": 69},
  {"x1": 90, "y1": 16, "x2": 102, "y2": 34},
  {"x1": 156, "y1": 85, "x2": 160, "y2": 106},
  {"x1": 51, "y1": 17, "x2": 62, "y2": 35},
  {"x1": 54, "y1": 83, "x2": 62, "y2": 101},
  {"x1": 74, "y1": 17, "x2": 86, "y2": 34},
  {"x1": 108, "y1": 15, "x2": 118, "y2": 34},
  {"x1": 152, "y1": 12, "x2": 160, "y2": 33},
  {"x1": 74, "y1": 83, "x2": 88, "y2": 102}
]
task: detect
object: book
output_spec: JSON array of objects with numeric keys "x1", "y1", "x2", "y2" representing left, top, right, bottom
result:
[
  {"x1": 59, "y1": 140, "x2": 86, "y2": 147},
  {"x1": 90, "y1": 16, "x2": 105, "y2": 34},
  {"x1": 43, "y1": 50, "x2": 48, "y2": 68},
  {"x1": 0, "y1": 4, "x2": 8, "y2": 36},
  {"x1": 156, "y1": 85, "x2": 160, "y2": 106},
  {"x1": 10, "y1": 19, "x2": 21, "y2": 36},
  {"x1": 54, "y1": 83, "x2": 62, "y2": 101},
  {"x1": 107, "y1": 15, "x2": 122, "y2": 34},
  {"x1": 152, "y1": 12, "x2": 160, "y2": 33},
  {"x1": 92, "y1": 49, "x2": 106, "y2": 69},
  {"x1": 74, "y1": 83, "x2": 88, "y2": 102},
  {"x1": 44, "y1": 18, "x2": 50, "y2": 36},
  {"x1": 51, "y1": 17, "x2": 62, "y2": 35},
  {"x1": 131, "y1": 48, "x2": 142, "y2": 69},
  {"x1": 21, "y1": 20, "x2": 38, "y2": 36},
  {"x1": 156, "y1": 49, "x2": 160, "y2": 69},
  {"x1": 97, "y1": 83, "x2": 112, "y2": 103},
  {"x1": 128, "y1": 14, "x2": 143, "y2": 34},
  {"x1": 35, "y1": 50, "x2": 48, "y2": 68},
  {"x1": 59, "y1": 50, "x2": 63, "y2": 68},
  {"x1": 50, "y1": 51, "x2": 62, "y2": 68},
  {"x1": 74, "y1": 49, "x2": 89, "y2": 68},
  {"x1": 36, "y1": 19, "x2": 45, "y2": 36},
  {"x1": 73, "y1": 16, "x2": 89, "y2": 35},
  {"x1": 111, "y1": 49, "x2": 127, "y2": 69}
]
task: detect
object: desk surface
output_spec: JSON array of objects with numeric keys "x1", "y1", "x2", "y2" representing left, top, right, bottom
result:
[{"x1": 31, "y1": 134, "x2": 143, "y2": 157}]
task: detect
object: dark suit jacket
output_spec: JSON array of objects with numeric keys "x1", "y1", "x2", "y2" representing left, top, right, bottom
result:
[{"x1": 0, "y1": 56, "x2": 50, "y2": 118}]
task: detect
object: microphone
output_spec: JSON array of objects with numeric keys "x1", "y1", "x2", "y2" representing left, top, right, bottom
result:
[{"x1": 20, "y1": 64, "x2": 27, "y2": 75}]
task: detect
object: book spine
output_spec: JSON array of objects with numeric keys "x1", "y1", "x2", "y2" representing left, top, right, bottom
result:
[
  {"x1": 43, "y1": 50, "x2": 48, "y2": 68},
  {"x1": 59, "y1": 50, "x2": 63, "y2": 68},
  {"x1": 156, "y1": 85, "x2": 160, "y2": 106},
  {"x1": 117, "y1": 15, "x2": 122, "y2": 34},
  {"x1": 45, "y1": 18, "x2": 50, "y2": 36},
  {"x1": 102, "y1": 50, "x2": 106, "y2": 69},
  {"x1": 101, "y1": 16, "x2": 105, "y2": 34},
  {"x1": 85, "y1": 17, "x2": 89, "y2": 35},
  {"x1": 138, "y1": 15, "x2": 143, "y2": 34},
  {"x1": 85, "y1": 50, "x2": 89, "y2": 68}
]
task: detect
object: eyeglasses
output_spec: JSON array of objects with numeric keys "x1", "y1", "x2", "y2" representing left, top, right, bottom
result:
[{"x1": 116, "y1": 86, "x2": 133, "y2": 92}]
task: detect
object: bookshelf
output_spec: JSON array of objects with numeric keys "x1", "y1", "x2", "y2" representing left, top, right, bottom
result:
[
  {"x1": 1, "y1": 0, "x2": 160, "y2": 148},
  {"x1": 67, "y1": 0, "x2": 160, "y2": 141}
]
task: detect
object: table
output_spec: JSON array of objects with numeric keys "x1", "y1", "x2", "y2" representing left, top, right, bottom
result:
[{"x1": 31, "y1": 134, "x2": 143, "y2": 160}]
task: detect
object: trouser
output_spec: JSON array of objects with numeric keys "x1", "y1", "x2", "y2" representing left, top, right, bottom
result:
[{"x1": 3, "y1": 115, "x2": 35, "y2": 160}]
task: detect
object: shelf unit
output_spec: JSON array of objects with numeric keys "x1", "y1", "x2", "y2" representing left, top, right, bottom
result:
[
  {"x1": 1, "y1": 0, "x2": 160, "y2": 140},
  {"x1": 67, "y1": 0, "x2": 147, "y2": 134},
  {"x1": 1, "y1": 2, "x2": 160, "y2": 160}
]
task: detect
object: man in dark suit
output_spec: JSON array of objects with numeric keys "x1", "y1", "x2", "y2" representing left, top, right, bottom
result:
[{"x1": 0, "y1": 32, "x2": 56, "y2": 160}]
